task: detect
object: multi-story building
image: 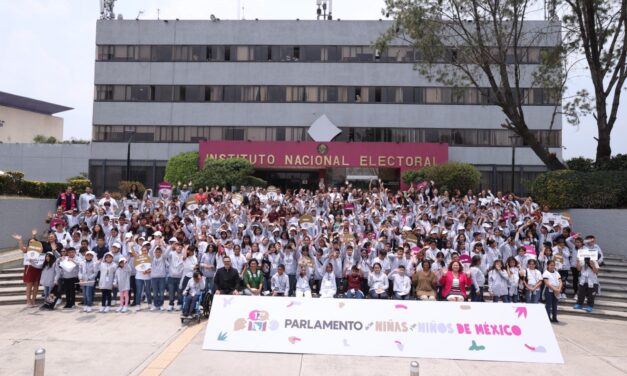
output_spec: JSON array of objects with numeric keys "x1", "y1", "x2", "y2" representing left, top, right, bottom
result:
[
  {"x1": 0, "y1": 91, "x2": 70, "y2": 144},
  {"x1": 90, "y1": 19, "x2": 561, "y2": 193}
]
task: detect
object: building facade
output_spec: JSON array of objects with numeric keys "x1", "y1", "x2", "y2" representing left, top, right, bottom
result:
[
  {"x1": 0, "y1": 91, "x2": 70, "y2": 144},
  {"x1": 91, "y1": 19, "x2": 562, "y2": 193}
]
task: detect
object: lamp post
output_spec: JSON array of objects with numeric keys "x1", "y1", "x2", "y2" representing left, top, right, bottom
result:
[
  {"x1": 509, "y1": 135, "x2": 520, "y2": 194},
  {"x1": 126, "y1": 131, "x2": 135, "y2": 181}
]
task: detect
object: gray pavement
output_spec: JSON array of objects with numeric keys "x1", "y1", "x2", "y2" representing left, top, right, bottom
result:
[
  {"x1": 165, "y1": 315, "x2": 627, "y2": 376},
  {"x1": 0, "y1": 304, "x2": 626, "y2": 376}
]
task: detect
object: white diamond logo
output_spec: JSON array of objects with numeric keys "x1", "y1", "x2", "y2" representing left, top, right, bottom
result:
[{"x1": 307, "y1": 114, "x2": 341, "y2": 142}]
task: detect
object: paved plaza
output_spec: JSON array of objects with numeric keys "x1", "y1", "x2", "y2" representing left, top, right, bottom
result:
[{"x1": 0, "y1": 305, "x2": 626, "y2": 376}]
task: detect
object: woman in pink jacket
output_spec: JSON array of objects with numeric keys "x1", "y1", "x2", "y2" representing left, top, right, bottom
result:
[{"x1": 439, "y1": 261, "x2": 469, "y2": 301}]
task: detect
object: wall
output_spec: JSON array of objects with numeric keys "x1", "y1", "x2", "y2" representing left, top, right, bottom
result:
[
  {"x1": 0, "y1": 198, "x2": 55, "y2": 250},
  {"x1": 567, "y1": 209, "x2": 627, "y2": 257},
  {"x1": 0, "y1": 105, "x2": 63, "y2": 143},
  {"x1": 0, "y1": 143, "x2": 90, "y2": 182}
]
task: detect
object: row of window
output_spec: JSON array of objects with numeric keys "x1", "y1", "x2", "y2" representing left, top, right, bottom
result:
[
  {"x1": 96, "y1": 44, "x2": 550, "y2": 64},
  {"x1": 92, "y1": 125, "x2": 561, "y2": 147},
  {"x1": 94, "y1": 85, "x2": 558, "y2": 105}
]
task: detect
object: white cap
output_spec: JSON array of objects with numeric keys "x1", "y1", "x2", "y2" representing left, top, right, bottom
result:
[
  {"x1": 482, "y1": 223, "x2": 492, "y2": 228},
  {"x1": 402, "y1": 226, "x2": 412, "y2": 232},
  {"x1": 153, "y1": 231, "x2": 163, "y2": 237},
  {"x1": 169, "y1": 237, "x2": 178, "y2": 243},
  {"x1": 124, "y1": 232, "x2": 133, "y2": 239},
  {"x1": 118, "y1": 257, "x2": 127, "y2": 264},
  {"x1": 85, "y1": 251, "x2": 96, "y2": 258},
  {"x1": 142, "y1": 241, "x2": 151, "y2": 247},
  {"x1": 457, "y1": 225, "x2": 465, "y2": 231},
  {"x1": 112, "y1": 242, "x2": 121, "y2": 249}
]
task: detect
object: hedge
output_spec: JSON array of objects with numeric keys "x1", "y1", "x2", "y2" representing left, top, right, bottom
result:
[
  {"x1": 0, "y1": 171, "x2": 92, "y2": 199},
  {"x1": 164, "y1": 151, "x2": 199, "y2": 187},
  {"x1": 530, "y1": 170, "x2": 627, "y2": 209},
  {"x1": 402, "y1": 162, "x2": 480, "y2": 193}
]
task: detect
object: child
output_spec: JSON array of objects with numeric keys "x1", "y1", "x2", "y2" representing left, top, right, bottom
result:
[
  {"x1": 181, "y1": 271, "x2": 206, "y2": 318},
  {"x1": 390, "y1": 265, "x2": 411, "y2": 300},
  {"x1": 574, "y1": 256, "x2": 600, "y2": 313},
  {"x1": 543, "y1": 260, "x2": 563, "y2": 323},
  {"x1": 271, "y1": 264, "x2": 289, "y2": 296},
  {"x1": 39, "y1": 252, "x2": 57, "y2": 300},
  {"x1": 113, "y1": 257, "x2": 132, "y2": 313},
  {"x1": 368, "y1": 262, "x2": 388, "y2": 299},
  {"x1": 344, "y1": 266, "x2": 364, "y2": 299},
  {"x1": 488, "y1": 260, "x2": 509, "y2": 303},
  {"x1": 150, "y1": 247, "x2": 167, "y2": 311},
  {"x1": 294, "y1": 265, "x2": 312, "y2": 298},
  {"x1": 79, "y1": 251, "x2": 98, "y2": 312},
  {"x1": 523, "y1": 259, "x2": 542, "y2": 303},
  {"x1": 98, "y1": 252, "x2": 116, "y2": 313},
  {"x1": 319, "y1": 262, "x2": 337, "y2": 298},
  {"x1": 506, "y1": 257, "x2": 520, "y2": 303},
  {"x1": 469, "y1": 255, "x2": 485, "y2": 302}
]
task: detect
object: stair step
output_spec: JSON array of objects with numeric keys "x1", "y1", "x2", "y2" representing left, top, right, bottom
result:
[
  {"x1": 0, "y1": 268, "x2": 23, "y2": 274},
  {"x1": 597, "y1": 278, "x2": 627, "y2": 286},
  {"x1": 0, "y1": 273, "x2": 23, "y2": 281},
  {"x1": 557, "y1": 306, "x2": 627, "y2": 321},
  {"x1": 599, "y1": 266, "x2": 627, "y2": 273},
  {"x1": 560, "y1": 298, "x2": 627, "y2": 312}
]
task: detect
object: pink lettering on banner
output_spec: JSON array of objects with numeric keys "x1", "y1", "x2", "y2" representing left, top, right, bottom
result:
[{"x1": 456, "y1": 323, "x2": 472, "y2": 334}]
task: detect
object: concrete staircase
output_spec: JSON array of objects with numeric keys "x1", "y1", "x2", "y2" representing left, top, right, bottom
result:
[{"x1": 557, "y1": 256, "x2": 627, "y2": 321}]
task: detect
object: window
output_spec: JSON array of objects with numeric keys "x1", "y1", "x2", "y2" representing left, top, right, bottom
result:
[
  {"x1": 268, "y1": 86, "x2": 285, "y2": 102},
  {"x1": 98, "y1": 45, "x2": 114, "y2": 60},
  {"x1": 286, "y1": 87, "x2": 305, "y2": 102},
  {"x1": 173, "y1": 46, "x2": 190, "y2": 61},
  {"x1": 154, "y1": 86, "x2": 173, "y2": 102},
  {"x1": 425, "y1": 88, "x2": 441, "y2": 103},
  {"x1": 224, "y1": 128, "x2": 245, "y2": 140},
  {"x1": 113, "y1": 45, "x2": 134, "y2": 60},
  {"x1": 151, "y1": 45, "x2": 172, "y2": 61},
  {"x1": 138, "y1": 46, "x2": 151, "y2": 61},
  {"x1": 224, "y1": 86, "x2": 241, "y2": 101},
  {"x1": 304, "y1": 46, "x2": 322, "y2": 61},
  {"x1": 236, "y1": 46, "x2": 249, "y2": 61},
  {"x1": 190, "y1": 46, "x2": 206, "y2": 61},
  {"x1": 128, "y1": 86, "x2": 151, "y2": 101},
  {"x1": 305, "y1": 87, "x2": 319, "y2": 102}
]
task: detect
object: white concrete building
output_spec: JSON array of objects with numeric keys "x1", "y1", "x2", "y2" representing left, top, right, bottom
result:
[{"x1": 90, "y1": 19, "x2": 562, "y2": 193}]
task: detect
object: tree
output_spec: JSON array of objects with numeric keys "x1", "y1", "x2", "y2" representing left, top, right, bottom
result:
[
  {"x1": 195, "y1": 158, "x2": 266, "y2": 188},
  {"x1": 378, "y1": 0, "x2": 567, "y2": 170},
  {"x1": 164, "y1": 151, "x2": 200, "y2": 186},
  {"x1": 403, "y1": 162, "x2": 481, "y2": 192},
  {"x1": 562, "y1": 0, "x2": 627, "y2": 165}
]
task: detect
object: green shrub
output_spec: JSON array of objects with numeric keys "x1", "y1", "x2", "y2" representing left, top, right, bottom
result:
[
  {"x1": 566, "y1": 157, "x2": 594, "y2": 171},
  {"x1": 195, "y1": 157, "x2": 262, "y2": 188},
  {"x1": 164, "y1": 151, "x2": 200, "y2": 186},
  {"x1": 0, "y1": 170, "x2": 92, "y2": 198},
  {"x1": 403, "y1": 162, "x2": 480, "y2": 193},
  {"x1": 531, "y1": 170, "x2": 627, "y2": 209}
]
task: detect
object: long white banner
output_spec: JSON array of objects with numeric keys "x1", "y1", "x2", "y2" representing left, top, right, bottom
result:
[{"x1": 203, "y1": 296, "x2": 563, "y2": 364}]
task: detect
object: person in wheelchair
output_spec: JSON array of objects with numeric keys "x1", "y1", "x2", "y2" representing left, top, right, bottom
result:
[{"x1": 181, "y1": 271, "x2": 206, "y2": 318}]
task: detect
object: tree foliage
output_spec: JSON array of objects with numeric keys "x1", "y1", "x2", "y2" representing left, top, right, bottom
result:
[
  {"x1": 561, "y1": 0, "x2": 627, "y2": 164},
  {"x1": 402, "y1": 162, "x2": 480, "y2": 193},
  {"x1": 164, "y1": 151, "x2": 200, "y2": 186},
  {"x1": 377, "y1": 0, "x2": 567, "y2": 170},
  {"x1": 33, "y1": 134, "x2": 58, "y2": 144},
  {"x1": 164, "y1": 152, "x2": 266, "y2": 189}
]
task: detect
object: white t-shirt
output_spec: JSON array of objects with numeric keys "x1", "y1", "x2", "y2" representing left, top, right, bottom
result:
[
  {"x1": 542, "y1": 270, "x2": 561, "y2": 289},
  {"x1": 526, "y1": 269, "x2": 542, "y2": 286}
]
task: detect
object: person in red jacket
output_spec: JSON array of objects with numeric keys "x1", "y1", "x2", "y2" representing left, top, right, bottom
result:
[{"x1": 439, "y1": 260, "x2": 469, "y2": 301}]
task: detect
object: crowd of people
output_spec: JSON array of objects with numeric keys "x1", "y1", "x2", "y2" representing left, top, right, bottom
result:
[{"x1": 12, "y1": 180, "x2": 604, "y2": 323}]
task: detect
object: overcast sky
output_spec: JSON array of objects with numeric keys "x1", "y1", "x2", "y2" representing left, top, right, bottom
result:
[{"x1": 0, "y1": 0, "x2": 625, "y2": 160}]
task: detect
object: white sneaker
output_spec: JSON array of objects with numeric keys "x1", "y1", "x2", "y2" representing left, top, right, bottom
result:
[
  {"x1": 175, "y1": 305, "x2": 181, "y2": 311},
  {"x1": 86, "y1": 306, "x2": 92, "y2": 313},
  {"x1": 159, "y1": 306, "x2": 164, "y2": 311},
  {"x1": 150, "y1": 305, "x2": 156, "y2": 311},
  {"x1": 112, "y1": 300, "x2": 117, "y2": 306},
  {"x1": 56, "y1": 300, "x2": 63, "y2": 307},
  {"x1": 167, "y1": 305, "x2": 173, "y2": 312},
  {"x1": 104, "y1": 306, "x2": 110, "y2": 313},
  {"x1": 135, "y1": 305, "x2": 142, "y2": 312},
  {"x1": 83, "y1": 306, "x2": 88, "y2": 312},
  {"x1": 116, "y1": 306, "x2": 123, "y2": 312},
  {"x1": 99, "y1": 306, "x2": 105, "y2": 313},
  {"x1": 121, "y1": 306, "x2": 128, "y2": 313}
]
